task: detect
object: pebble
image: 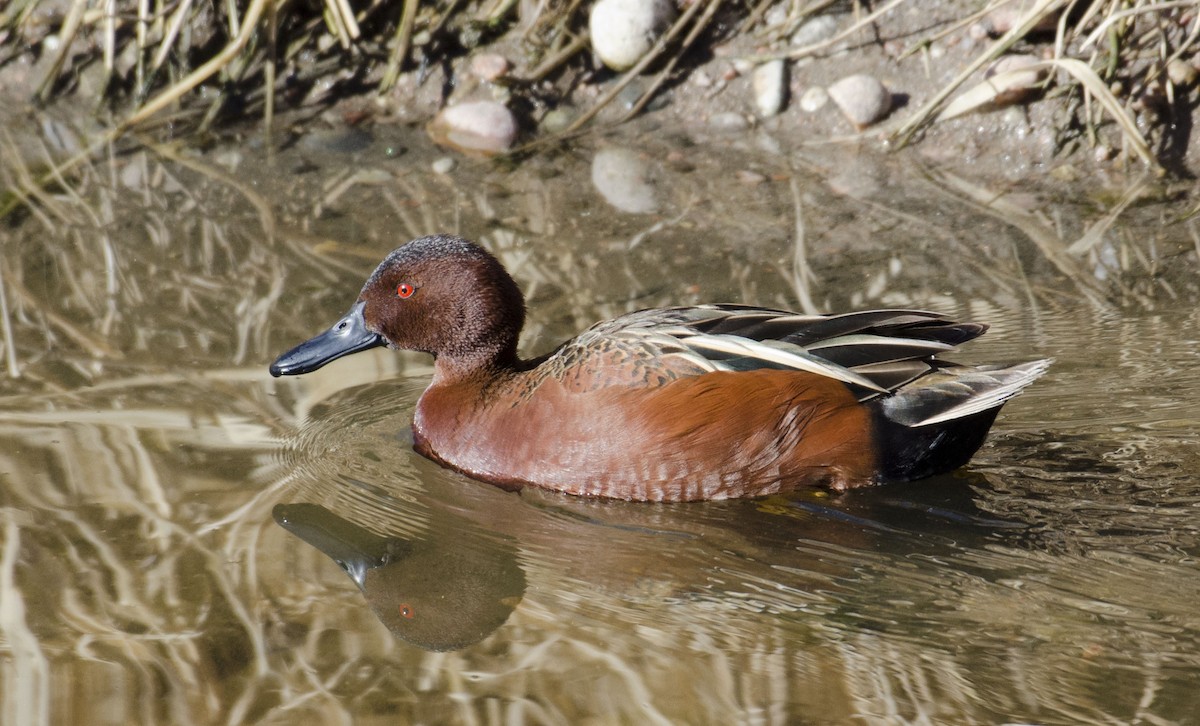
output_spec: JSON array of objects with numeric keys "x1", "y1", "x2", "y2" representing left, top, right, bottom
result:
[
  {"x1": 427, "y1": 100, "x2": 518, "y2": 156},
  {"x1": 1167, "y1": 58, "x2": 1196, "y2": 87},
  {"x1": 591, "y1": 147, "x2": 658, "y2": 213},
  {"x1": 791, "y1": 15, "x2": 840, "y2": 47},
  {"x1": 799, "y1": 86, "x2": 829, "y2": 113},
  {"x1": 540, "y1": 108, "x2": 574, "y2": 134},
  {"x1": 431, "y1": 156, "x2": 456, "y2": 174},
  {"x1": 764, "y1": 3, "x2": 788, "y2": 27},
  {"x1": 708, "y1": 111, "x2": 750, "y2": 132},
  {"x1": 589, "y1": 0, "x2": 677, "y2": 72},
  {"x1": 470, "y1": 53, "x2": 510, "y2": 82},
  {"x1": 827, "y1": 74, "x2": 892, "y2": 129},
  {"x1": 120, "y1": 154, "x2": 145, "y2": 189},
  {"x1": 752, "y1": 60, "x2": 787, "y2": 118},
  {"x1": 459, "y1": 24, "x2": 484, "y2": 49},
  {"x1": 211, "y1": 149, "x2": 244, "y2": 170}
]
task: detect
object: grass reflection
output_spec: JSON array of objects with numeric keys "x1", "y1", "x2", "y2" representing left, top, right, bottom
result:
[{"x1": 0, "y1": 120, "x2": 1198, "y2": 724}]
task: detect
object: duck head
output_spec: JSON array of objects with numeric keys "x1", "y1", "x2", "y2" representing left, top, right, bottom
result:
[{"x1": 270, "y1": 235, "x2": 526, "y2": 377}]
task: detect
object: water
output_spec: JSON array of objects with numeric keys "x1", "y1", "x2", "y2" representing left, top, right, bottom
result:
[{"x1": 1, "y1": 119, "x2": 1198, "y2": 724}]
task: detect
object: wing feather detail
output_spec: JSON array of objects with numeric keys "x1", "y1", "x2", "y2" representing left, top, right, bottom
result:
[{"x1": 679, "y1": 334, "x2": 888, "y2": 392}]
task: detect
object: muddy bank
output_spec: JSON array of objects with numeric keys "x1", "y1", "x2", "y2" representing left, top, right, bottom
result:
[{"x1": 2, "y1": 0, "x2": 1198, "y2": 183}]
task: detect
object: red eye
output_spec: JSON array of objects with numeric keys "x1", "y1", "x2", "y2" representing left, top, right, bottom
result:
[
  {"x1": 397, "y1": 283, "x2": 415, "y2": 299},
  {"x1": 399, "y1": 603, "x2": 414, "y2": 619}
]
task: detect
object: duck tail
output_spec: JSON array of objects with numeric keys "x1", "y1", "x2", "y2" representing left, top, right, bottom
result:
[{"x1": 868, "y1": 359, "x2": 1052, "y2": 482}]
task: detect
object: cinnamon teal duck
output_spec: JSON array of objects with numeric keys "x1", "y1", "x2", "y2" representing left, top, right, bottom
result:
[{"x1": 270, "y1": 235, "x2": 1050, "y2": 501}]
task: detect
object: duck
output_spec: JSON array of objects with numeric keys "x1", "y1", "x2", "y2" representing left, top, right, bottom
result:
[{"x1": 269, "y1": 234, "x2": 1050, "y2": 502}]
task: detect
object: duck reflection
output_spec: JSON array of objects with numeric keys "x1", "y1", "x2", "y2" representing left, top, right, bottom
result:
[
  {"x1": 273, "y1": 502, "x2": 525, "y2": 652},
  {"x1": 274, "y1": 465, "x2": 1030, "y2": 653}
]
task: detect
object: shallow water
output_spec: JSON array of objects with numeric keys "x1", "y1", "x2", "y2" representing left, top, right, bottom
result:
[{"x1": 1, "y1": 119, "x2": 1199, "y2": 724}]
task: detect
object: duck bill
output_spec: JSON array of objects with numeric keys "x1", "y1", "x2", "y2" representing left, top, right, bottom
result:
[
  {"x1": 273, "y1": 503, "x2": 394, "y2": 589},
  {"x1": 269, "y1": 301, "x2": 385, "y2": 377}
]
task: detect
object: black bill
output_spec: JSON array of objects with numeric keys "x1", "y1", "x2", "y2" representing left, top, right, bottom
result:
[{"x1": 269, "y1": 301, "x2": 385, "y2": 377}]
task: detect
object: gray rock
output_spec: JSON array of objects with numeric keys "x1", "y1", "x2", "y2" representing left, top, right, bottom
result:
[
  {"x1": 591, "y1": 147, "x2": 658, "y2": 213},
  {"x1": 799, "y1": 86, "x2": 829, "y2": 113},
  {"x1": 791, "y1": 15, "x2": 840, "y2": 47},
  {"x1": 827, "y1": 74, "x2": 892, "y2": 129}
]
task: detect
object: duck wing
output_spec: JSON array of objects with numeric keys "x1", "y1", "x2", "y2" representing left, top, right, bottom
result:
[
  {"x1": 596, "y1": 306, "x2": 984, "y2": 399},
  {"x1": 560, "y1": 305, "x2": 1049, "y2": 485}
]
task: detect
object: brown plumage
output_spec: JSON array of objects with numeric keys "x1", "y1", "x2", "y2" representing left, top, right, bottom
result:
[{"x1": 270, "y1": 235, "x2": 1051, "y2": 501}]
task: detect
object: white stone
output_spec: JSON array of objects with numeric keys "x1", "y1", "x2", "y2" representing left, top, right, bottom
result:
[
  {"x1": 431, "y1": 156, "x2": 456, "y2": 174},
  {"x1": 752, "y1": 60, "x2": 787, "y2": 117},
  {"x1": 589, "y1": 0, "x2": 677, "y2": 72},
  {"x1": 119, "y1": 156, "x2": 144, "y2": 189},
  {"x1": 799, "y1": 86, "x2": 829, "y2": 113},
  {"x1": 764, "y1": 3, "x2": 788, "y2": 27},
  {"x1": 1167, "y1": 58, "x2": 1197, "y2": 87},
  {"x1": 470, "y1": 53, "x2": 510, "y2": 82},
  {"x1": 791, "y1": 15, "x2": 840, "y2": 47},
  {"x1": 827, "y1": 74, "x2": 892, "y2": 129},
  {"x1": 427, "y1": 100, "x2": 518, "y2": 156},
  {"x1": 591, "y1": 147, "x2": 658, "y2": 213}
]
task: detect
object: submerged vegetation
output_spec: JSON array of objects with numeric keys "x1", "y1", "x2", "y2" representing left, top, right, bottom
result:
[
  {"x1": 0, "y1": 112, "x2": 1198, "y2": 722},
  {"x1": 2, "y1": 7, "x2": 1200, "y2": 725}
]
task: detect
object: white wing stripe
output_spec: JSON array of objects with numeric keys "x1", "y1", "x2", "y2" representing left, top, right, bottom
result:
[{"x1": 682, "y1": 334, "x2": 888, "y2": 392}]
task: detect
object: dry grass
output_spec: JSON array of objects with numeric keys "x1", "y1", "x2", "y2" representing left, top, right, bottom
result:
[
  {"x1": 894, "y1": 0, "x2": 1200, "y2": 169},
  {"x1": 1, "y1": 0, "x2": 1195, "y2": 171}
]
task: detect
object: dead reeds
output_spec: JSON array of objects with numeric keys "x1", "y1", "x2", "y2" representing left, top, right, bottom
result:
[{"x1": 1, "y1": 0, "x2": 1193, "y2": 173}]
